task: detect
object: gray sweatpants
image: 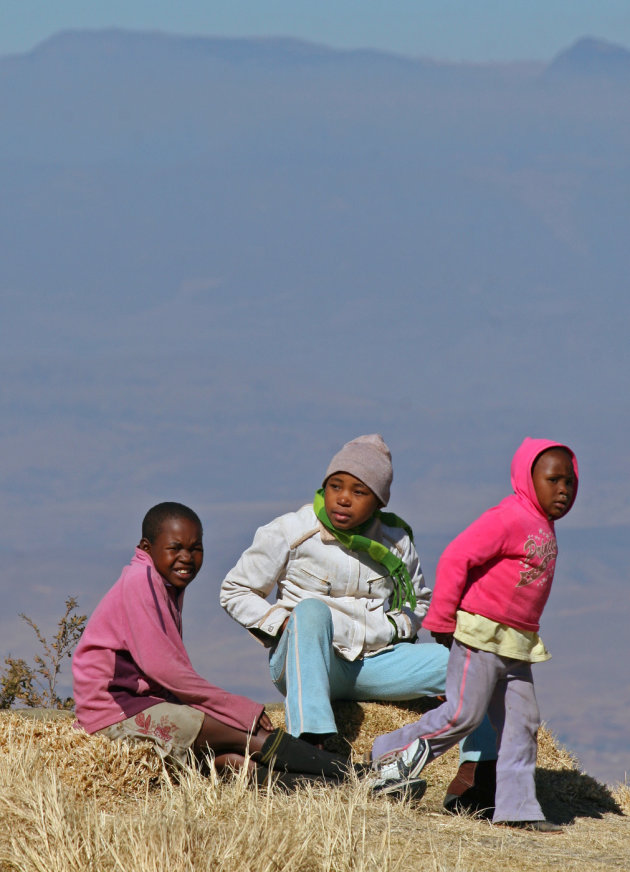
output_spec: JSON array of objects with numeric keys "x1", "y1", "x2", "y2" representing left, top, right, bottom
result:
[{"x1": 371, "y1": 639, "x2": 544, "y2": 822}]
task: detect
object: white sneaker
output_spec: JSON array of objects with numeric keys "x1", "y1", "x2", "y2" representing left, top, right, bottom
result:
[{"x1": 370, "y1": 738, "x2": 430, "y2": 792}]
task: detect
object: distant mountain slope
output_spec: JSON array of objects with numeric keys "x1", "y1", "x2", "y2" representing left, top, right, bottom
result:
[
  {"x1": 23, "y1": 27, "x2": 428, "y2": 70},
  {"x1": 545, "y1": 36, "x2": 630, "y2": 78}
]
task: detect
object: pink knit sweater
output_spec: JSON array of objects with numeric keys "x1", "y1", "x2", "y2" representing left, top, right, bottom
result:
[
  {"x1": 423, "y1": 438, "x2": 578, "y2": 635},
  {"x1": 72, "y1": 548, "x2": 264, "y2": 734}
]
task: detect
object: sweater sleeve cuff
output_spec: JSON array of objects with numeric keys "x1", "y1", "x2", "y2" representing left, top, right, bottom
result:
[
  {"x1": 248, "y1": 606, "x2": 291, "y2": 645},
  {"x1": 422, "y1": 616, "x2": 457, "y2": 634},
  {"x1": 386, "y1": 611, "x2": 415, "y2": 641}
]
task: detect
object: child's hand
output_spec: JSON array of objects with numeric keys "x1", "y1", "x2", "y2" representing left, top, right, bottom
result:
[
  {"x1": 258, "y1": 711, "x2": 274, "y2": 732},
  {"x1": 431, "y1": 632, "x2": 453, "y2": 649}
]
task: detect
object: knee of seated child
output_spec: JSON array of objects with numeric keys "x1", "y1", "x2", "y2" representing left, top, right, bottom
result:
[{"x1": 291, "y1": 597, "x2": 332, "y2": 625}]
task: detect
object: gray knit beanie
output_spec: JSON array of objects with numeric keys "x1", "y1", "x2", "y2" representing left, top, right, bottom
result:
[{"x1": 323, "y1": 434, "x2": 393, "y2": 506}]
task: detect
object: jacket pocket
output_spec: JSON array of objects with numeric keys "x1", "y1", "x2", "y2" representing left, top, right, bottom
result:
[
  {"x1": 285, "y1": 564, "x2": 333, "y2": 596},
  {"x1": 363, "y1": 573, "x2": 393, "y2": 602}
]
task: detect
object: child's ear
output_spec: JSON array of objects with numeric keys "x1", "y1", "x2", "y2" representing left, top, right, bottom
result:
[{"x1": 138, "y1": 538, "x2": 152, "y2": 554}]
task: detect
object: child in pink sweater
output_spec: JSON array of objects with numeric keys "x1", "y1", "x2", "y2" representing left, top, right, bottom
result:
[
  {"x1": 73, "y1": 502, "x2": 355, "y2": 786},
  {"x1": 368, "y1": 439, "x2": 578, "y2": 831}
]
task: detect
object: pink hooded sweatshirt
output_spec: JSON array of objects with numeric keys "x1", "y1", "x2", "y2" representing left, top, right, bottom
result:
[
  {"x1": 72, "y1": 548, "x2": 264, "y2": 734},
  {"x1": 423, "y1": 438, "x2": 578, "y2": 635}
]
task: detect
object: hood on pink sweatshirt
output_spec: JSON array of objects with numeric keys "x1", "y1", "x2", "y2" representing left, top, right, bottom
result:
[{"x1": 510, "y1": 437, "x2": 579, "y2": 519}]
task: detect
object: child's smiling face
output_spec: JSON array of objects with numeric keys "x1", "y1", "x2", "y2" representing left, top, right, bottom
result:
[
  {"x1": 532, "y1": 448, "x2": 576, "y2": 520},
  {"x1": 140, "y1": 517, "x2": 204, "y2": 590},
  {"x1": 324, "y1": 472, "x2": 380, "y2": 530}
]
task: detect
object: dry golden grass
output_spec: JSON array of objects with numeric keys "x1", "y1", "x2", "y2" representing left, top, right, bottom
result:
[{"x1": 0, "y1": 705, "x2": 627, "y2": 872}]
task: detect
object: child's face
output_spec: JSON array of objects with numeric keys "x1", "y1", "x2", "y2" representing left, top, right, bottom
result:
[
  {"x1": 324, "y1": 472, "x2": 380, "y2": 530},
  {"x1": 139, "y1": 517, "x2": 204, "y2": 590},
  {"x1": 532, "y1": 448, "x2": 576, "y2": 520}
]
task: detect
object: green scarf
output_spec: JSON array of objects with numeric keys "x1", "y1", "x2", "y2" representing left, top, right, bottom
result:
[{"x1": 313, "y1": 488, "x2": 417, "y2": 611}]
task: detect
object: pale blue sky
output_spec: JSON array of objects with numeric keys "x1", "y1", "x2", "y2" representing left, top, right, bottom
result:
[{"x1": 2, "y1": 0, "x2": 630, "y2": 60}]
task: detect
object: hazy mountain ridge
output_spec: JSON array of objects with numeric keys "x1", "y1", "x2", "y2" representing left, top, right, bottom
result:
[
  {"x1": 10, "y1": 28, "x2": 630, "y2": 75},
  {"x1": 545, "y1": 36, "x2": 630, "y2": 78},
  {"x1": 4, "y1": 27, "x2": 525, "y2": 72}
]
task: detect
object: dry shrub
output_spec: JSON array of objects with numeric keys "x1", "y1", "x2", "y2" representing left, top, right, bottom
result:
[{"x1": 612, "y1": 781, "x2": 630, "y2": 815}]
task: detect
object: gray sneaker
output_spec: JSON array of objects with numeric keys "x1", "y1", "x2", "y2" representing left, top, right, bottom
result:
[{"x1": 370, "y1": 738, "x2": 430, "y2": 792}]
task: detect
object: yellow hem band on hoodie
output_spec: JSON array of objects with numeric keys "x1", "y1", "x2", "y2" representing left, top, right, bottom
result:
[{"x1": 454, "y1": 610, "x2": 551, "y2": 662}]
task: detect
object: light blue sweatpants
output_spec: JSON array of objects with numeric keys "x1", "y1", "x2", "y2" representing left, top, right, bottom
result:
[{"x1": 269, "y1": 598, "x2": 497, "y2": 763}]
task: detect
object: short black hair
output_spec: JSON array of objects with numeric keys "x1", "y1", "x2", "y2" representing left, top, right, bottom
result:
[{"x1": 141, "y1": 502, "x2": 203, "y2": 543}]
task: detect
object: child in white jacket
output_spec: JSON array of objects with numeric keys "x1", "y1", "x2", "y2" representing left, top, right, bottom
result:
[{"x1": 221, "y1": 435, "x2": 497, "y2": 805}]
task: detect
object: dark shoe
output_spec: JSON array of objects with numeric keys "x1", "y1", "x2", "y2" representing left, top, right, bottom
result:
[
  {"x1": 443, "y1": 760, "x2": 496, "y2": 819},
  {"x1": 258, "y1": 728, "x2": 351, "y2": 780},
  {"x1": 299, "y1": 731, "x2": 335, "y2": 750},
  {"x1": 255, "y1": 765, "x2": 340, "y2": 792},
  {"x1": 500, "y1": 820, "x2": 565, "y2": 834},
  {"x1": 372, "y1": 777, "x2": 427, "y2": 802}
]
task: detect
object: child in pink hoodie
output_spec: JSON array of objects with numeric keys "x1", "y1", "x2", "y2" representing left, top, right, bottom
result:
[
  {"x1": 73, "y1": 502, "x2": 357, "y2": 787},
  {"x1": 368, "y1": 439, "x2": 578, "y2": 832}
]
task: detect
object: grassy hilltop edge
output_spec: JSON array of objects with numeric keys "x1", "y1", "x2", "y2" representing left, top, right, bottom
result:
[{"x1": 1, "y1": 703, "x2": 628, "y2": 872}]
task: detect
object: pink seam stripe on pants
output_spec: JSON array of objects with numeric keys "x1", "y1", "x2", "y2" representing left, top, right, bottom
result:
[{"x1": 371, "y1": 639, "x2": 545, "y2": 822}]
